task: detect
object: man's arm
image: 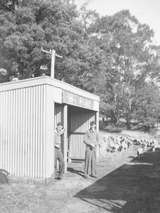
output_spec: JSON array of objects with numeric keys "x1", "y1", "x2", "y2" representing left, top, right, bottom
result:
[
  {"x1": 59, "y1": 128, "x2": 65, "y2": 136},
  {"x1": 96, "y1": 133, "x2": 101, "y2": 147},
  {"x1": 83, "y1": 132, "x2": 91, "y2": 146},
  {"x1": 83, "y1": 133, "x2": 88, "y2": 145},
  {"x1": 83, "y1": 132, "x2": 96, "y2": 148}
]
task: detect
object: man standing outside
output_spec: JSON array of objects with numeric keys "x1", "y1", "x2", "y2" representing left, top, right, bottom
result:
[
  {"x1": 83, "y1": 121, "x2": 99, "y2": 178},
  {"x1": 54, "y1": 122, "x2": 65, "y2": 180}
]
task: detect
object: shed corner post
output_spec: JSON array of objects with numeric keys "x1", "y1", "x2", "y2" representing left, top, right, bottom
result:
[
  {"x1": 96, "y1": 110, "x2": 100, "y2": 161},
  {"x1": 63, "y1": 104, "x2": 68, "y2": 172},
  {"x1": 96, "y1": 111, "x2": 99, "y2": 133}
]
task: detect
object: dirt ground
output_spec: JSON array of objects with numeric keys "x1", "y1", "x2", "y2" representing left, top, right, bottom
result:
[{"x1": 0, "y1": 131, "x2": 160, "y2": 213}]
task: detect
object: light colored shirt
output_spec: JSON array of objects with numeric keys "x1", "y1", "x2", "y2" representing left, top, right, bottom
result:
[
  {"x1": 54, "y1": 129, "x2": 64, "y2": 149},
  {"x1": 83, "y1": 129, "x2": 99, "y2": 148}
]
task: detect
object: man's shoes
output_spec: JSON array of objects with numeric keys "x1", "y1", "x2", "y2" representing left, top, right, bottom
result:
[
  {"x1": 55, "y1": 176, "x2": 62, "y2": 180},
  {"x1": 90, "y1": 174, "x2": 97, "y2": 178},
  {"x1": 57, "y1": 176, "x2": 62, "y2": 180},
  {"x1": 83, "y1": 174, "x2": 89, "y2": 179}
]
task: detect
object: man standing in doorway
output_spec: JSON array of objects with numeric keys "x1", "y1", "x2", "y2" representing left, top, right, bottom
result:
[
  {"x1": 54, "y1": 122, "x2": 65, "y2": 180},
  {"x1": 83, "y1": 121, "x2": 99, "y2": 178}
]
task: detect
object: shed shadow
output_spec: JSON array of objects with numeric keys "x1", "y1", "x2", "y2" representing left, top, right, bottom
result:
[{"x1": 75, "y1": 150, "x2": 160, "y2": 213}]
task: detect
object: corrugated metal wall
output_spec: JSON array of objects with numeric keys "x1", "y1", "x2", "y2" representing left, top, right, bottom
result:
[
  {"x1": 0, "y1": 85, "x2": 46, "y2": 178},
  {"x1": 69, "y1": 109, "x2": 95, "y2": 159}
]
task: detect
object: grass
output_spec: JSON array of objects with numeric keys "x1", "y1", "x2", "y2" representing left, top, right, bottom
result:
[
  {"x1": 0, "y1": 183, "x2": 49, "y2": 213},
  {"x1": 75, "y1": 150, "x2": 160, "y2": 213},
  {"x1": 0, "y1": 130, "x2": 158, "y2": 213},
  {"x1": 0, "y1": 174, "x2": 94, "y2": 213}
]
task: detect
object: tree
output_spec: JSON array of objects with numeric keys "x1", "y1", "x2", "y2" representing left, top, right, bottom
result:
[
  {"x1": 0, "y1": 2, "x2": 160, "y2": 130},
  {"x1": 86, "y1": 10, "x2": 160, "y2": 128},
  {"x1": 0, "y1": 0, "x2": 19, "y2": 12},
  {"x1": 133, "y1": 83, "x2": 160, "y2": 130},
  {"x1": 0, "y1": 0, "x2": 109, "y2": 98},
  {"x1": 0, "y1": 0, "x2": 107, "y2": 90},
  {"x1": 0, "y1": 1, "x2": 79, "y2": 79}
]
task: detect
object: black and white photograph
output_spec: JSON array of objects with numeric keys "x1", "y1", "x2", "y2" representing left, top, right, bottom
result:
[{"x1": 0, "y1": 0, "x2": 160, "y2": 212}]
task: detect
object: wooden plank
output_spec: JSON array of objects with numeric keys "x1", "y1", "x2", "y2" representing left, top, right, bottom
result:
[
  {"x1": 63, "y1": 104, "x2": 68, "y2": 172},
  {"x1": 96, "y1": 111, "x2": 100, "y2": 161},
  {"x1": 63, "y1": 91, "x2": 95, "y2": 111}
]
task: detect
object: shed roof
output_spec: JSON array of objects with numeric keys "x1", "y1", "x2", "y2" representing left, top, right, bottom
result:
[{"x1": 0, "y1": 76, "x2": 100, "y2": 102}]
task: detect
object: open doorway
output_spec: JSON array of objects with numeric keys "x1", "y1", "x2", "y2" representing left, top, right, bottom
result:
[
  {"x1": 68, "y1": 106, "x2": 95, "y2": 161},
  {"x1": 54, "y1": 103, "x2": 96, "y2": 167}
]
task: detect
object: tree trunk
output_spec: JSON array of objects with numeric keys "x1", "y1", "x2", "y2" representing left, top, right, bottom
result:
[
  {"x1": 126, "y1": 115, "x2": 131, "y2": 130},
  {"x1": 110, "y1": 110, "x2": 118, "y2": 126}
]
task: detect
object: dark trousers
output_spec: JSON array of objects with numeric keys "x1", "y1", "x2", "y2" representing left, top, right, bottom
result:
[
  {"x1": 84, "y1": 146, "x2": 96, "y2": 176},
  {"x1": 55, "y1": 147, "x2": 64, "y2": 177}
]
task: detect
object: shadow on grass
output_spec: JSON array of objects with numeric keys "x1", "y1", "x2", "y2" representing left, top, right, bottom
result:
[
  {"x1": 75, "y1": 150, "x2": 160, "y2": 213},
  {"x1": 67, "y1": 167, "x2": 86, "y2": 178}
]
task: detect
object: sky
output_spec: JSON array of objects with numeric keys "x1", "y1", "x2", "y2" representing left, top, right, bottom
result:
[{"x1": 75, "y1": 0, "x2": 160, "y2": 44}]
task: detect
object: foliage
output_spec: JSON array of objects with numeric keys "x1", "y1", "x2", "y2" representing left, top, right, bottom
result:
[
  {"x1": 0, "y1": 1, "x2": 83, "y2": 80},
  {"x1": 0, "y1": 1, "x2": 160, "y2": 129},
  {"x1": 86, "y1": 9, "x2": 160, "y2": 128},
  {"x1": 0, "y1": 0, "x2": 18, "y2": 12},
  {"x1": 133, "y1": 83, "x2": 160, "y2": 129}
]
